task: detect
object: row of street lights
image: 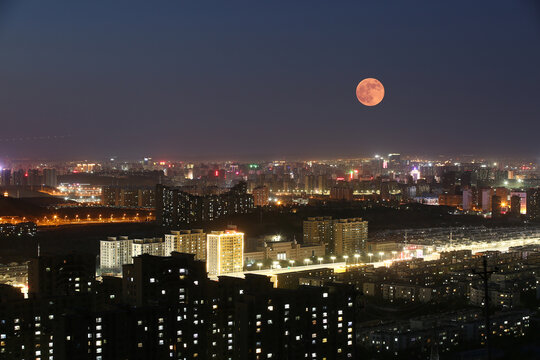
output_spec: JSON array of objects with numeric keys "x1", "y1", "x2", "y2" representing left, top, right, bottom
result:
[{"x1": 256, "y1": 252, "x2": 383, "y2": 271}]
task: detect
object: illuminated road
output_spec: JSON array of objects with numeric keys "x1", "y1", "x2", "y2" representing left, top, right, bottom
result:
[{"x1": 214, "y1": 237, "x2": 540, "y2": 281}]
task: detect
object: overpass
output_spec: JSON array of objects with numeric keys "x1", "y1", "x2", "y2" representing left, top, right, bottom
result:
[{"x1": 211, "y1": 237, "x2": 540, "y2": 282}]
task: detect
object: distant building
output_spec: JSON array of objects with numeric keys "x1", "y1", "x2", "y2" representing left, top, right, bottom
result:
[
  {"x1": 26, "y1": 169, "x2": 40, "y2": 186},
  {"x1": 438, "y1": 193, "x2": 462, "y2": 208},
  {"x1": 333, "y1": 218, "x2": 368, "y2": 255},
  {"x1": 492, "y1": 195, "x2": 502, "y2": 217},
  {"x1": 100, "y1": 236, "x2": 133, "y2": 273},
  {"x1": 42, "y1": 168, "x2": 57, "y2": 188},
  {"x1": 207, "y1": 230, "x2": 244, "y2": 276},
  {"x1": 526, "y1": 188, "x2": 540, "y2": 219},
  {"x1": 303, "y1": 216, "x2": 333, "y2": 246},
  {"x1": 101, "y1": 186, "x2": 155, "y2": 207},
  {"x1": 303, "y1": 217, "x2": 368, "y2": 255},
  {"x1": 156, "y1": 182, "x2": 253, "y2": 226},
  {"x1": 510, "y1": 195, "x2": 521, "y2": 216},
  {"x1": 0, "y1": 168, "x2": 11, "y2": 186},
  {"x1": 164, "y1": 229, "x2": 206, "y2": 260},
  {"x1": 99, "y1": 237, "x2": 164, "y2": 274},
  {"x1": 131, "y1": 238, "x2": 165, "y2": 258},
  {"x1": 510, "y1": 191, "x2": 527, "y2": 214},
  {"x1": 330, "y1": 182, "x2": 353, "y2": 201},
  {"x1": 462, "y1": 189, "x2": 473, "y2": 211},
  {"x1": 252, "y1": 185, "x2": 270, "y2": 207},
  {"x1": 480, "y1": 188, "x2": 494, "y2": 212}
]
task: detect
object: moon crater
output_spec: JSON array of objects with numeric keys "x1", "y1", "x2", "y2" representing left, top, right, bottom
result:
[{"x1": 356, "y1": 78, "x2": 385, "y2": 106}]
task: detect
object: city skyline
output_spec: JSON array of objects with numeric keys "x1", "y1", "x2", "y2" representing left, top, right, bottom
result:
[
  {"x1": 2, "y1": 2, "x2": 540, "y2": 359},
  {"x1": 1, "y1": 1, "x2": 539, "y2": 159}
]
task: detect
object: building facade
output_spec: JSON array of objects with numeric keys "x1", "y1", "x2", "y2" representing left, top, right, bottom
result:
[
  {"x1": 164, "y1": 229, "x2": 206, "y2": 260},
  {"x1": 207, "y1": 230, "x2": 244, "y2": 276},
  {"x1": 333, "y1": 218, "x2": 368, "y2": 255}
]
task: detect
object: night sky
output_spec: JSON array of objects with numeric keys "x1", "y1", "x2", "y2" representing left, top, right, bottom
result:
[{"x1": 0, "y1": 1, "x2": 539, "y2": 160}]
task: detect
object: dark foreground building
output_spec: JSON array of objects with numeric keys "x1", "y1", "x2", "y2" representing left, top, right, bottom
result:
[{"x1": 0, "y1": 252, "x2": 358, "y2": 359}]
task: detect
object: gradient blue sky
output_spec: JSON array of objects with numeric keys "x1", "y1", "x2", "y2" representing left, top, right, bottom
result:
[{"x1": 0, "y1": 0, "x2": 539, "y2": 160}]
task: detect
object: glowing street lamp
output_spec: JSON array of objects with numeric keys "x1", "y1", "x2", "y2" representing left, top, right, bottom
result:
[
  {"x1": 343, "y1": 255, "x2": 349, "y2": 264},
  {"x1": 304, "y1": 258, "x2": 311, "y2": 266},
  {"x1": 330, "y1": 256, "x2": 336, "y2": 264},
  {"x1": 272, "y1": 261, "x2": 279, "y2": 269},
  {"x1": 318, "y1": 257, "x2": 323, "y2": 265},
  {"x1": 378, "y1": 251, "x2": 384, "y2": 261},
  {"x1": 354, "y1": 254, "x2": 360, "y2": 264},
  {"x1": 289, "y1": 260, "x2": 295, "y2": 267},
  {"x1": 368, "y1": 253, "x2": 373, "y2": 262},
  {"x1": 391, "y1": 251, "x2": 397, "y2": 259},
  {"x1": 257, "y1": 263, "x2": 263, "y2": 271}
]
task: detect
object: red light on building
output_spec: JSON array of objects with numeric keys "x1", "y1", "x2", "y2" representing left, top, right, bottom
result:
[
  {"x1": 24, "y1": 172, "x2": 28, "y2": 177},
  {"x1": 215, "y1": 170, "x2": 219, "y2": 177}
]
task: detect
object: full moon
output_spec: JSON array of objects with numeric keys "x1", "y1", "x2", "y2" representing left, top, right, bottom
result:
[{"x1": 356, "y1": 78, "x2": 385, "y2": 106}]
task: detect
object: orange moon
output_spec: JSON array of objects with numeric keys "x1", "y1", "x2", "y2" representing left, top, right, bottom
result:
[{"x1": 356, "y1": 78, "x2": 385, "y2": 106}]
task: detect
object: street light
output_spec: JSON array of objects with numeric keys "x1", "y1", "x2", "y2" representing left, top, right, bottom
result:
[
  {"x1": 354, "y1": 254, "x2": 360, "y2": 264},
  {"x1": 257, "y1": 263, "x2": 263, "y2": 270},
  {"x1": 272, "y1": 261, "x2": 279, "y2": 269},
  {"x1": 368, "y1": 253, "x2": 373, "y2": 262},
  {"x1": 304, "y1": 258, "x2": 311, "y2": 266},
  {"x1": 330, "y1": 256, "x2": 336, "y2": 264},
  {"x1": 391, "y1": 251, "x2": 397, "y2": 259},
  {"x1": 318, "y1": 257, "x2": 323, "y2": 265},
  {"x1": 289, "y1": 260, "x2": 295, "y2": 267},
  {"x1": 378, "y1": 251, "x2": 384, "y2": 261},
  {"x1": 343, "y1": 255, "x2": 349, "y2": 264}
]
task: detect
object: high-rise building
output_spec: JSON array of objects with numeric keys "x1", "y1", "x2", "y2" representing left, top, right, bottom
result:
[
  {"x1": 12, "y1": 169, "x2": 27, "y2": 186},
  {"x1": 492, "y1": 195, "x2": 502, "y2": 217},
  {"x1": 526, "y1": 188, "x2": 540, "y2": 220},
  {"x1": 462, "y1": 189, "x2": 473, "y2": 211},
  {"x1": 132, "y1": 238, "x2": 165, "y2": 258},
  {"x1": 26, "y1": 169, "x2": 40, "y2": 186},
  {"x1": 99, "y1": 237, "x2": 164, "y2": 274},
  {"x1": 1, "y1": 168, "x2": 11, "y2": 186},
  {"x1": 42, "y1": 168, "x2": 57, "y2": 188},
  {"x1": 100, "y1": 236, "x2": 134, "y2": 273},
  {"x1": 510, "y1": 191, "x2": 527, "y2": 214},
  {"x1": 333, "y1": 218, "x2": 368, "y2": 255},
  {"x1": 510, "y1": 195, "x2": 521, "y2": 216},
  {"x1": 164, "y1": 229, "x2": 206, "y2": 260},
  {"x1": 101, "y1": 186, "x2": 155, "y2": 207},
  {"x1": 206, "y1": 230, "x2": 244, "y2": 276},
  {"x1": 252, "y1": 185, "x2": 270, "y2": 207},
  {"x1": 481, "y1": 188, "x2": 494, "y2": 212},
  {"x1": 330, "y1": 182, "x2": 353, "y2": 201},
  {"x1": 303, "y1": 216, "x2": 333, "y2": 246},
  {"x1": 156, "y1": 182, "x2": 253, "y2": 226},
  {"x1": 304, "y1": 217, "x2": 369, "y2": 254}
]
